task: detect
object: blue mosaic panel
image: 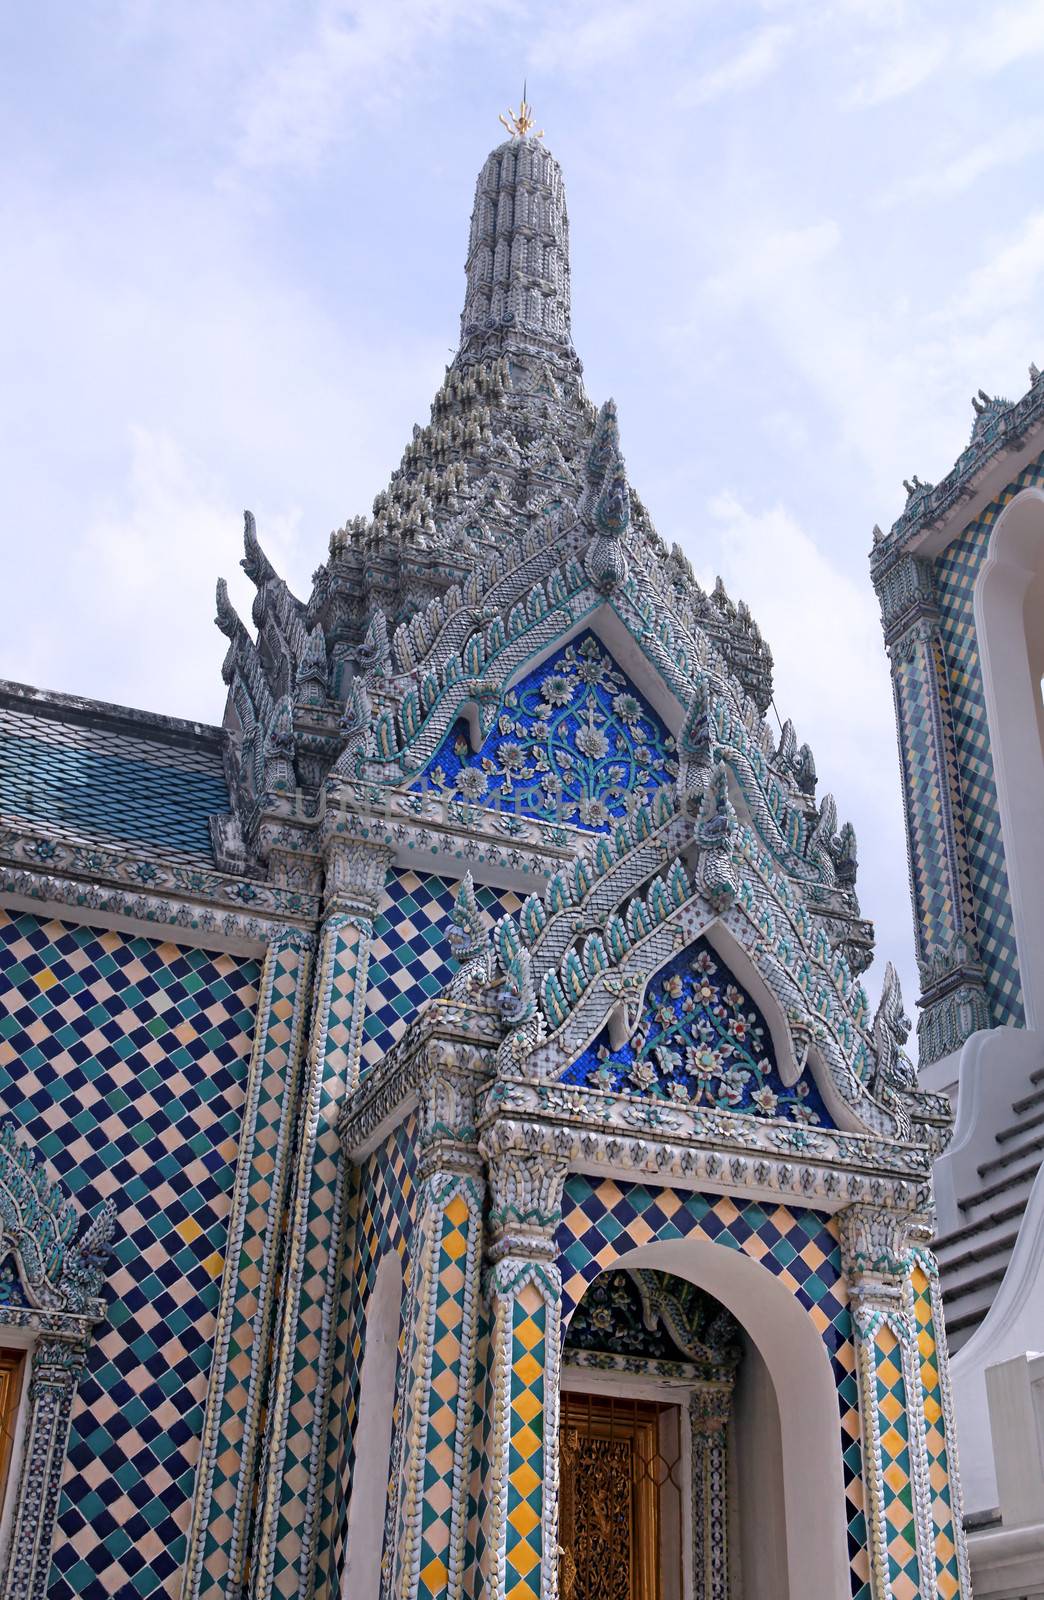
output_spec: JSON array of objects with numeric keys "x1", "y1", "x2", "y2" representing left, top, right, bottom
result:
[
  {"x1": 556, "y1": 1176, "x2": 869, "y2": 1600},
  {"x1": 414, "y1": 630, "x2": 679, "y2": 830},
  {"x1": 361, "y1": 870, "x2": 521, "y2": 1076},
  {"x1": 929, "y1": 457, "x2": 1044, "y2": 1027},
  {"x1": 560, "y1": 935, "x2": 833, "y2": 1125},
  {"x1": 0, "y1": 701, "x2": 228, "y2": 861},
  {"x1": 0, "y1": 908, "x2": 259, "y2": 1600}
]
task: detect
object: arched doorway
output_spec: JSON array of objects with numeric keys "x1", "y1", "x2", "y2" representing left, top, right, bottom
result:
[
  {"x1": 557, "y1": 1219, "x2": 852, "y2": 1599},
  {"x1": 975, "y1": 484, "x2": 1044, "y2": 1027},
  {"x1": 559, "y1": 1264, "x2": 785, "y2": 1600}
]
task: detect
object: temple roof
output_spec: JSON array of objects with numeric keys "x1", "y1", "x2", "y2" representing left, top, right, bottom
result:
[{"x1": 0, "y1": 681, "x2": 227, "y2": 865}]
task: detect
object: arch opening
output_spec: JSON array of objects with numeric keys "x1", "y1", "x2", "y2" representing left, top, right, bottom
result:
[
  {"x1": 342, "y1": 1251, "x2": 403, "y2": 1600},
  {"x1": 974, "y1": 485, "x2": 1044, "y2": 1026},
  {"x1": 560, "y1": 1238, "x2": 850, "y2": 1599}
]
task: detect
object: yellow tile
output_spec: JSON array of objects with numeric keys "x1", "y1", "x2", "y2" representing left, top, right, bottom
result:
[
  {"x1": 502, "y1": 1447, "x2": 538, "y2": 1500},
  {"x1": 513, "y1": 1352, "x2": 542, "y2": 1388},
  {"x1": 34, "y1": 969, "x2": 57, "y2": 992},
  {"x1": 508, "y1": 1501, "x2": 540, "y2": 1539},
  {"x1": 511, "y1": 1425, "x2": 542, "y2": 1462},
  {"x1": 512, "y1": 1389, "x2": 542, "y2": 1425},
  {"x1": 176, "y1": 1216, "x2": 204, "y2": 1245},
  {"x1": 203, "y1": 1252, "x2": 224, "y2": 1278},
  {"x1": 419, "y1": 1556, "x2": 448, "y2": 1595},
  {"x1": 508, "y1": 1540, "x2": 540, "y2": 1578},
  {"x1": 444, "y1": 1194, "x2": 469, "y2": 1229}
]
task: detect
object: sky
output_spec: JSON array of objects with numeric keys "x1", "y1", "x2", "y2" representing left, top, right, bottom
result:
[{"x1": 3, "y1": 0, "x2": 1044, "y2": 1040}]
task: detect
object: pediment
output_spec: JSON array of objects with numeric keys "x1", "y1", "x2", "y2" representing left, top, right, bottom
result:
[{"x1": 413, "y1": 630, "x2": 679, "y2": 830}]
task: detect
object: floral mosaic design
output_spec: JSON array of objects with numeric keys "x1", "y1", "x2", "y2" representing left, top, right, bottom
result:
[
  {"x1": 564, "y1": 1269, "x2": 729, "y2": 1363},
  {"x1": 561, "y1": 936, "x2": 834, "y2": 1126},
  {"x1": 415, "y1": 631, "x2": 678, "y2": 830}
]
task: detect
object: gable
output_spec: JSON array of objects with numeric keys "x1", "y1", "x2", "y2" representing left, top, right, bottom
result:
[
  {"x1": 559, "y1": 934, "x2": 834, "y2": 1127},
  {"x1": 413, "y1": 630, "x2": 678, "y2": 830}
]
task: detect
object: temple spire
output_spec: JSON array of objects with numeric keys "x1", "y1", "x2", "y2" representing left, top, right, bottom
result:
[{"x1": 460, "y1": 125, "x2": 573, "y2": 362}]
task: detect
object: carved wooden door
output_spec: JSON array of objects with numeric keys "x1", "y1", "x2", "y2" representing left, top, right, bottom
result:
[{"x1": 558, "y1": 1394, "x2": 663, "y2": 1600}]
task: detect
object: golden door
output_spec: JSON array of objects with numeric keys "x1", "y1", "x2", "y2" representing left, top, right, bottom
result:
[{"x1": 558, "y1": 1394, "x2": 663, "y2": 1600}]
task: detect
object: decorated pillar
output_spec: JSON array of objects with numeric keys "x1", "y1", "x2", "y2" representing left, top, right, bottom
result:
[
  {"x1": 384, "y1": 1042, "x2": 488, "y2": 1600},
  {"x1": 1, "y1": 1335, "x2": 88, "y2": 1600},
  {"x1": 872, "y1": 550, "x2": 990, "y2": 1061},
  {"x1": 250, "y1": 835, "x2": 394, "y2": 1600},
  {"x1": 688, "y1": 1386, "x2": 732, "y2": 1600},
  {"x1": 183, "y1": 923, "x2": 315, "y2": 1600},
  {"x1": 480, "y1": 1133, "x2": 568, "y2": 1600},
  {"x1": 839, "y1": 1205, "x2": 969, "y2": 1600}
]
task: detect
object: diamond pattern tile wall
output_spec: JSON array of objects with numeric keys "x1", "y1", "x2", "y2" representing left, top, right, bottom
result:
[
  {"x1": 912, "y1": 1265, "x2": 962, "y2": 1598},
  {"x1": 361, "y1": 871, "x2": 521, "y2": 1077},
  {"x1": 0, "y1": 907, "x2": 259, "y2": 1600},
  {"x1": 556, "y1": 1176, "x2": 871, "y2": 1600},
  {"x1": 874, "y1": 1325, "x2": 919, "y2": 1600}
]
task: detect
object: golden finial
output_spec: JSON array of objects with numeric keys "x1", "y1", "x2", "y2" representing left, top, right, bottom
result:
[{"x1": 499, "y1": 83, "x2": 543, "y2": 139}]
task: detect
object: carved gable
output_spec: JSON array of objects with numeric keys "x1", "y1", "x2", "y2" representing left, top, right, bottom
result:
[
  {"x1": 559, "y1": 934, "x2": 834, "y2": 1126},
  {"x1": 413, "y1": 630, "x2": 678, "y2": 829}
]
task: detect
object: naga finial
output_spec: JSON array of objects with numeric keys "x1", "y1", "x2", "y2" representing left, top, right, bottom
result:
[{"x1": 499, "y1": 84, "x2": 543, "y2": 139}]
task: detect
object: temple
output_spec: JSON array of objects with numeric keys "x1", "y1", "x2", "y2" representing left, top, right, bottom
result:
[{"x1": 0, "y1": 118, "x2": 971, "y2": 1600}]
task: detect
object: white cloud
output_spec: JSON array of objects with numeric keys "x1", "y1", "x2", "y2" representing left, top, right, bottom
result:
[
  {"x1": 683, "y1": 490, "x2": 918, "y2": 1017},
  {"x1": 680, "y1": 22, "x2": 792, "y2": 104},
  {"x1": 879, "y1": 117, "x2": 1044, "y2": 205},
  {"x1": 842, "y1": 0, "x2": 1044, "y2": 109},
  {"x1": 703, "y1": 219, "x2": 841, "y2": 307},
  {"x1": 233, "y1": 0, "x2": 506, "y2": 173}
]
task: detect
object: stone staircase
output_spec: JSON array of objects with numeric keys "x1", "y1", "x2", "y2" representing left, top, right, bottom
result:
[{"x1": 935, "y1": 1063, "x2": 1044, "y2": 1353}]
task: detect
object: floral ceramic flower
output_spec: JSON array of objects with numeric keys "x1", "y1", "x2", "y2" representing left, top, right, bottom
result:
[
  {"x1": 789, "y1": 1102, "x2": 819, "y2": 1125},
  {"x1": 455, "y1": 767, "x2": 488, "y2": 800},
  {"x1": 652, "y1": 1043, "x2": 683, "y2": 1074},
  {"x1": 628, "y1": 1060, "x2": 657, "y2": 1091},
  {"x1": 579, "y1": 796, "x2": 610, "y2": 827},
  {"x1": 663, "y1": 975, "x2": 684, "y2": 1000},
  {"x1": 717, "y1": 1066, "x2": 750, "y2": 1106},
  {"x1": 612, "y1": 692, "x2": 642, "y2": 725},
  {"x1": 541, "y1": 674, "x2": 573, "y2": 707},
  {"x1": 453, "y1": 734, "x2": 469, "y2": 759},
  {"x1": 575, "y1": 721, "x2": 609, "y2": 759},
  {"x1": 751, "y1": 1085, "x2": 779, "y2": 1116},
  {"x1": 588, "y1": 1062, "x2": 617, "y2": 1092},
  {"x1": 667, "y1": 1080, "x2": 693, "y2": 1103},
  {"x1": 496, "y1": 741, "x2": 525, "y2": 772},
  {"x1": 693, "y1": 951, "x2": 715, "y2": 975},
  {"x1": 685, "y1": 1044, "x2": 719, "y2": 1082}
]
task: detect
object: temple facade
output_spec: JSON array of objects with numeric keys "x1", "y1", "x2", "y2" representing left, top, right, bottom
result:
[
  {"x1": 873, "y1": 359, "x2": 1044, "y2": 1597},
  {"x1": 0, "y1": 121, "x2": 971, "y2": 1600}
]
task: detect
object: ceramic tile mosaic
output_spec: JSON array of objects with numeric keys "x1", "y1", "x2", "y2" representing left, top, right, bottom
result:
[
  {"x1": 361, "y1": 871, "x2": 521, "y2": 1077},
  {"x1": 873, "y1": 1325, "x2": 920, "y2": 1599},
  {"x1": 0, "y1": 907, "x2": 258, "y2": 1600},
  {"x1": 503, "y1": 1285, "x2": 548, "y2": 1600},
  {"x1": 193, "y1": 932, "x2": 312, "y2": 1600},
  {"x1": 413, "y1": 631, "x2": 679, "y2": 830},
  {"x1": 929, "y1": 454, "x2": 1044, "y2": 1026},
  {"x1": 267, "y1": 916, "x2": 367, "y2": 1599},
  {"x1": 560, "y1": 934, "x2": 833, "y2": 1125},
  {"x1": 554, "y1": 1175, "x2": 871, "y2": 1600},
  {"x1": 893, "y1": 647, "x2": 959, "y2": 961},
  {"x1": 0, "y1": 703, "x2": 228, "y2": 862},
  {"x1": 912, "y1": 1265, "x2": 962, "y2": 1598}
]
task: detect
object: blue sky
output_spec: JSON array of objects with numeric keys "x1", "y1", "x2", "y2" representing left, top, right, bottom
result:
[{"x1": 4, "y1": 0, "x2": 1044, "y2": 1031}]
